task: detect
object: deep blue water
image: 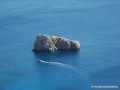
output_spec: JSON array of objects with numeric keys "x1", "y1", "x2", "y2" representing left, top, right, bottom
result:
[{"x1": 0, "y1": 0, "x2": 120, "y2": 90}]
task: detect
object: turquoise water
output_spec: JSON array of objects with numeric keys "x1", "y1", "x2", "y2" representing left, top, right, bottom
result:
[{"x1": 0, "y1": 0, "x2": 120, "y2": 90}]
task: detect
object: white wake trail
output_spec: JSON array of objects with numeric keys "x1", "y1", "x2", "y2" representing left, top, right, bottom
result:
[
  {"x1": 36, "y1": 59, "x2": 87, "y2": 77},
  {"x1": 36, "y1": 59, "x2": 75, "y2": 70}
]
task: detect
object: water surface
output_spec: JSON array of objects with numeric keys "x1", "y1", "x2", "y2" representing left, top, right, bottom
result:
[{"x1": 0, "y1": 0, "x2": 120, "y2": 90}]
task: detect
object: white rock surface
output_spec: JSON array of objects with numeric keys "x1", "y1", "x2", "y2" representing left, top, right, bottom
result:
[{"x1": 33, "y1": 34, "x2": 80, "y2": 51}]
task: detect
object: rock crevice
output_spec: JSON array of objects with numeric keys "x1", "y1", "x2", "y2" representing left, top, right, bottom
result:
[{"x1": 33, "y1": 34, "x2": 80, "y2": 51}]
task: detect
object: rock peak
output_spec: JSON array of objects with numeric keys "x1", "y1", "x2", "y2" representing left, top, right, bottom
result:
[{"x1": 32, "y1": 34, "x2": 80, "y2": 51}]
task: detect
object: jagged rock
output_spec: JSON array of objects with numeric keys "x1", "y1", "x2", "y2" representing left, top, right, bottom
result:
[
  {"x1": 32, "y1": 34, "x2": 80, "y2": 51},
  {"x1": 56, "y1": 37, "x2": 71, "y2": 49}
]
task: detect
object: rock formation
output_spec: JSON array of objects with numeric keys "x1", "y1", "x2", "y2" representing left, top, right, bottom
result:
[{"x1": 32, "y1": 34, "x2": 80, "y2": 51}]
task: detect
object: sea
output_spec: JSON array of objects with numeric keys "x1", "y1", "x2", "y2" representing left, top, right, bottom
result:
[{"x1": 0, "y1": 0, "x2": 120, "y2": 90}]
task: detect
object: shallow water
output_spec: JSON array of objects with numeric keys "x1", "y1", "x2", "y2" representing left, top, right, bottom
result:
[{"x1": 0, "y1": 0, "x2": 120, "y2": 90}]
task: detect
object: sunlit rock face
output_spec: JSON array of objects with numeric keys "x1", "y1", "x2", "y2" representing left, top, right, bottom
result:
[{"x1": 32, "y1": 34, "x2": 80, "y2": 51}]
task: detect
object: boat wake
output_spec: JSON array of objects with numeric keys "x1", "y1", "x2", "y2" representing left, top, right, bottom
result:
[
  {"x1": 36, "y1": 59, "x2": 75, "y2": 70},
  {"x1": 36, "y1": 59, "x2": 87, "y2": 78}
]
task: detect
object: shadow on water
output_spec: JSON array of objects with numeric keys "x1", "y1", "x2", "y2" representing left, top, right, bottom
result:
[
  {"x1": 32, "y1": 49, "x2": 90, "y2": 75},
  {"x1": 32, "y1": 49, "x2": 84, "y2": 75},
  {"x1": 33, "y1": 49, "x2": 80, "y2": 62},
  {"x1": 32, "y1": 49, "x2": 81, "y2": 72}
]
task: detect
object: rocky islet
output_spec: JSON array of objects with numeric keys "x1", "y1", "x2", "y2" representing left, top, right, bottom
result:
[{"x1": 32, "y1": 34, "x2": 80, "y2": 51}]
